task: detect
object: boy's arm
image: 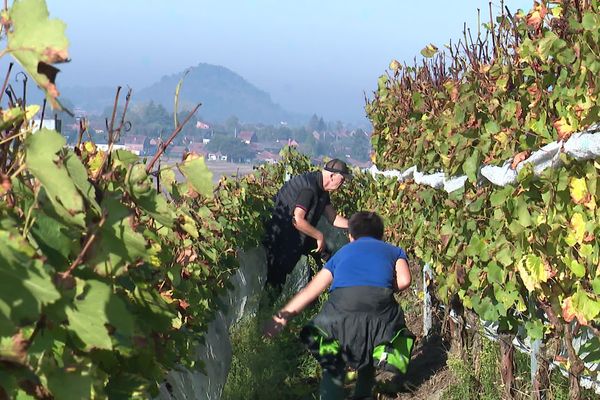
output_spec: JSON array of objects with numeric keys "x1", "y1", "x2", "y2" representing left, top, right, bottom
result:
[
  {"x1": 264, "y1": 269, "x2": 333, "y2": 338},
  {"x1": 394, "y1": 258, "x2": 411, "y2": 291}
]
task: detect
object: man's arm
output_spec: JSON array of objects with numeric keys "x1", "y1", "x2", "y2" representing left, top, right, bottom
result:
[
  {"x1": 293, "y1": 206, "x2": 325, "y2": 252},
  {"x1": 394, "y1": 258, "x2": 411, "y2": 291},
  {"x1": 264, "y1": 268, "x2": 333, "y2": 338},
  {"x1": 324, "y1": 204, "x2": 348, "y2": 228}
]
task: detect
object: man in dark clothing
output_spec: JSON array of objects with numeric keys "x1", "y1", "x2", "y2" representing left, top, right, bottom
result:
[{"x1": 264, "y1": 159, "x2": 352, "y2": 288}]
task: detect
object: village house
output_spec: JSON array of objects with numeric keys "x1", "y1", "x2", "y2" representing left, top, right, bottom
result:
[
  {"x1": 122, "y1": 135, "x2": 151, "y2": 155},
  {"x1": 187, "y1": 142, "x2": 208, "y2": 157},
  {"x1": 207, "y1": 151, "x2": 228, "y2": 162},
  {"x1": 256, "y1": 150, "x2": 280, "y2": 164},
  {"x1": 168, "y1": 145, "x2": 187, "y2": 159},
  {"x1": 238, "y1": 130, "x2": 258, "y2": 144},
  {"x1": 31, "y1": 118, "x2": 61, "y2": 133}
]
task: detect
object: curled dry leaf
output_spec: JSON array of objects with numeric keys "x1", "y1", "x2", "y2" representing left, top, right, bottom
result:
[
  {"x1": 553, "y1": 117, "x2": 575, "y2": 141},
  {"x1": 511, "y1": 151, "x2": 530, "y2": 169},
  {"x1": 0, "y1": 173, "x2": 11, "y2": 194}
]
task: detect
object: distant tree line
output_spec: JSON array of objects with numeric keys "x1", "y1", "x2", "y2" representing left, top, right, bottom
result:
[{"x1": 62, "y1": 102, "x2": 371, "y2": 163}]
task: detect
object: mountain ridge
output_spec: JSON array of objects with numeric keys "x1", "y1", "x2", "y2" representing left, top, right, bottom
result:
[
  {"x1": 51, "y1": 63, "x2": 303, "y2": 124},
  {"x1": 135, "y1": 63, "x2": 297, "y2": 123}
]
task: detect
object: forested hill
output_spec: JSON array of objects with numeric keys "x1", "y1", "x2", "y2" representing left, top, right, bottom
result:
[
  {"x1": 136, "y1": 63, "x2": 295, "y2": 123},
  {"x1": 35, "y1": 63, "x2": 300, "y2": 124}
]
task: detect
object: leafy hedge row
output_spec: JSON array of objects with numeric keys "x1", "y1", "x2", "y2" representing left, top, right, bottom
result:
[
  {"x1": 368, "y1": 1, "x2": 600, "y2": 178},
  {"x1": 0, "y1": 1, "x2": 294, "y2": 398},
  {"x1": 360, "y1": 0, "x2": 600, "y2": 395},
  {"x1": 0, "y1": 123, "x2": 281, "y2": 398}
]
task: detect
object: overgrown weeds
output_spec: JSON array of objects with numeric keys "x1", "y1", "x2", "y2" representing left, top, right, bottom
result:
[
  {"x1": 222, "y1": 285, "x2": 322, "y2": 400},
  {"x1": 442, "y1": 336, "x2": 597, "y2": 400}
]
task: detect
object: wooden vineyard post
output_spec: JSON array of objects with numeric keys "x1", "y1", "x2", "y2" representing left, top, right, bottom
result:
[
  {"x1": 564, "y1": 323, "x2": 584, "y2": 400},
  {"x1": 499, "y1": 333, "x2": 515, "y2": 399},
  {"x1": 531, "y1": 338, "x2": 549, "y2": 400}
]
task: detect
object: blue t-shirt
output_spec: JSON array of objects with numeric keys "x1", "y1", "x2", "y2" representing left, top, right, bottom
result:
[{"x1": 324, "y1": 236, "x2": 408, "y2": 291}]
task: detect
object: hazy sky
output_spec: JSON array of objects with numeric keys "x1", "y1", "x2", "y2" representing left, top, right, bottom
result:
[{"x1": 42, "y1": 0, "x2": 533, "y2": 122}]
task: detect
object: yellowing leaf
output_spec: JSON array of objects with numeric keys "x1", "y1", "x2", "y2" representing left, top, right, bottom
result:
[
  {"x1": 569, "y1": 177, "x2": 588, "y2": 204},
  {"x1": 562, "y1": 288, "x2": 600, "y2": 325},
  {"x1": 494, "y1": 131, "x2": 509, "y2": 146},
  {"x1": 570, "y1": 213, "x2": 586, "y2": 245},
  {"x1": 553, "y1": 117, "x2": 575, "y2": 140},
  {"x1": 88, "y1": 151, "x2": 105, "y2": 177},
  {"x1": 420, "y1": 43, "x2": 438, "y2": 58},
  {"x1": 517, "y1": 254, "x2": 547, "y2": 292},
  {"x1": 83, "y1": 141, "x2": 96, "y2": 154},
  {"x1": 24, "y1": 104, "x2": 40, "y2": 120},
  {"x1": 527, "y1": 10, "x2": 543, "y2": 29},
  {"x1": 550, "y1": 5, "x2": 563, "y2": 17},
  {"x1": 389, "y1": 59, "x2": 401, "y2": 71}
]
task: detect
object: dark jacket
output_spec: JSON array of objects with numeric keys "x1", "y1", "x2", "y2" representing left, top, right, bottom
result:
[{"x1": 264, "y1": 171, "x2": 330, "y2": 252}]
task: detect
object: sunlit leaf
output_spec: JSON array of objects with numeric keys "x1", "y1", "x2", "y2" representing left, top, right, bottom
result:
[
  {"x1": 562, "y1": 288, "x2": 600, "y2": 325},
  {"x1": 569, "y1": 212, "x2": 586, "y2": 245},
  {"x1": 179, "y1": 155, "x2": 213, "y2": 197},
  {"x1": 24, "y1": 129, "x2": 85, "y2": 227},
  {"x1": 7, "y1": 0, "x2": 69, "y2": 109},
  {"x1": 569, "y1": 177, "x2": 589, "y2": 204},
  {"x1": 66, "y1": 280, "x2": 133, "y2": 351},
  {"x1": 420, "y1": 43, "x2": 438, "y2": 58},
  {"x1": 516, "y1": 254, "x2": 547, "y2": 292}
]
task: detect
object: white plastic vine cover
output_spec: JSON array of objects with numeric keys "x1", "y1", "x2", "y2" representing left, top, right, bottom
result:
[{"x1": 370, "y1": 126, "x2": 600, "y2": 192}]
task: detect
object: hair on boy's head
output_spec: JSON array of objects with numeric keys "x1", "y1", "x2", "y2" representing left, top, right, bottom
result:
[{"x1": 348, "y1": 211, "x2": 384, "y2": 240}]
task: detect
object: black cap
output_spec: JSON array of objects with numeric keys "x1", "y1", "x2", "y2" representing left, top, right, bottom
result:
[{"x1": 324, "y1": 158, "x2": 353, "y2": 180}]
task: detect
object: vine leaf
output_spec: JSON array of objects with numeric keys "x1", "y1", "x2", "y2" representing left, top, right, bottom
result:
[
  {"x1": 87, "y1": 195, "x2": 148, "y2": 277},
  {"x1": 420, "y1": 43, "x2": 438, "y2": 58},
  {"x1": 553, "y1": 117, "x2": 575, "y2": 141},
  {"x1": 64, "y1": 151, "x2": 101, "y2": 213},
  {"x1": 46, "y1": 369, "x2": 92, "y2": 400},
  {"x1": 0, "y1": 231, "x2": 60, "y2": 335},
  {"x1": 6, "y1": 0, "x2": 69, "y2": 109},
  {"x1": 516, "y1": 254, "x2": 547, "y2": 292},
  {"x1": 65, "y1": 280, "x2": 133, "y2": 351},
  {"x1": 561, "y1": 288, "x2": 600, "y2": 325},
  {"x1": 30, "y1": 213, "x2": 77, "y2": 269},
  {"x1": 24, "y1": 129, "x2": 85, "y2": 227},
  {"x1": 562, "y1": 255, "x2": 586, "y2": 278},
  {"x1": 179, "y1": 155, "x2": 213, "y2": 197}
]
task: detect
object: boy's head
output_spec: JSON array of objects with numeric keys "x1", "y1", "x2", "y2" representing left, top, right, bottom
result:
[{"x1": 348, "y1": 211, "x2": 384, "y2": 240}]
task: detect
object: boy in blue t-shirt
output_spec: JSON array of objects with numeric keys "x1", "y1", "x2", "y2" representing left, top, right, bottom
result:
[{"x1": 264, "y1": 211, "x2": 412, "y2": 400}]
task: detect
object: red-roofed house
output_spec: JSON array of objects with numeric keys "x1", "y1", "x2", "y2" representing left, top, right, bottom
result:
[
  {"x1": 257, "y1": 150, "x2": 280, "y2": 164},
  {"x1": 238, "y1": 131, "x2": 257, "y2": 144},
  {"x1": 123, "y1": 135, "x2": 151, "y2": 155},
  {"x1": 187, "y1": 142, "x2": 208, "y2": 157}
]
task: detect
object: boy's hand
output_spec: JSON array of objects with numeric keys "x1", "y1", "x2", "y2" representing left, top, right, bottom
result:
[{"x1": 262, "y1": 312, "x2": 289, "y2": 338}]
